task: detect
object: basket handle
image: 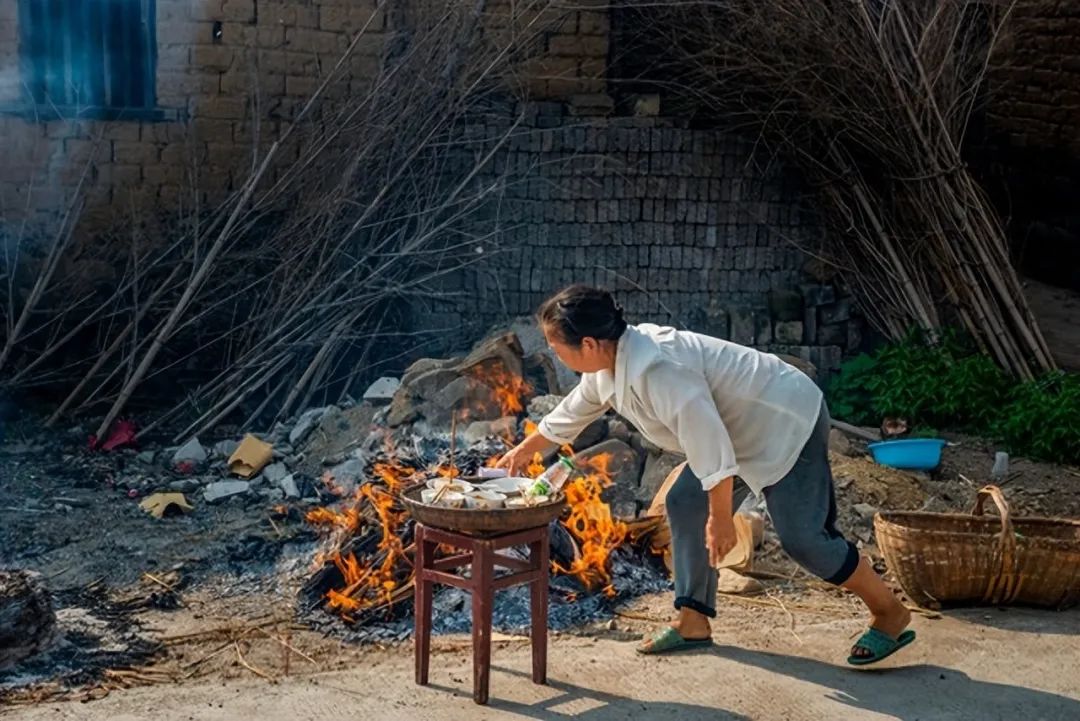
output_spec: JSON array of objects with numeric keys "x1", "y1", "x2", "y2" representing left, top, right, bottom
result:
[
  {"x1": 971, "y1": 485, "x2": 1011, "y2": 527},
  {"x1": 971, "y1": 484, "x2": 1020, "y2": 604}
]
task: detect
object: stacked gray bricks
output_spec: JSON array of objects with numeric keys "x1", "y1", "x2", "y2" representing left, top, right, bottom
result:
[{"x1": 415, "y1": 101, "x2": 862, "y2": 383}]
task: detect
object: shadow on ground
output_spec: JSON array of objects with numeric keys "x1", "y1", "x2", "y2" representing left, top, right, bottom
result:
[{"x1": 711, "y1": 644, "x2": 1080, "y2": 721}]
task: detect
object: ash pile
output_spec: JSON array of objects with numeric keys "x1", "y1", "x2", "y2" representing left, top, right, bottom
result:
[{"x1": 291, "y1": 319, "x2": 681, "y2": 641}]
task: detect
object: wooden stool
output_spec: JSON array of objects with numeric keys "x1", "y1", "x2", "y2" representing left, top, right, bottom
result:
[{"x1": 413, "y1": 522, "x2": 550, "y2": 705}]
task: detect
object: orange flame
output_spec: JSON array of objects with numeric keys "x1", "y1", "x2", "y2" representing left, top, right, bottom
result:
[
  {"x1": 554, "y1": 453, "x2": 627, "y2": 596},
  {"x1": 526, "y1": 452, "x2": 545, "y2": 478},
  {"x1": 466, "y1": 361, "x2": 533, "y2": 417},
  {"x1": 372, "y1": 461, "x2": 415, "y2": 492},
  {"x1": 305, "y1": 504, "x2": 360, "y2": 533},
  {"x1": 308, "y1": 481, "x2": 409, "y2": 619}
]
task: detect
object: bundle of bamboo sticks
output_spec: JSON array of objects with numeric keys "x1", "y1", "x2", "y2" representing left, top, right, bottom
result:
[{"x1": 638, "y1": 0, "x2": 1053, "y2": 378}]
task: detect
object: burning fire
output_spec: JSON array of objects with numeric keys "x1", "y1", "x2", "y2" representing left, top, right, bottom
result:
[
  {"x1": 554, "y1": 453, "x2": 627, "y2": 597},
  {"x1": 325, "y1": 484, "x2": 409, "y2": 616},
  {"x1": 466, "y1": 361, "x2": 533, "y2": 417},
  {"x1": 305, "y1": 366, "x2": 638, "y2": 621},
  {"x1": 372, "y1": 461, "x2": 416, "y2": 492}
]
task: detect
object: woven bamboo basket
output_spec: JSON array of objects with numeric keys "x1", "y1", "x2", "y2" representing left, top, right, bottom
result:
[{"x1": 874, "y1": 485, "x2": 1080, "y2": 609}]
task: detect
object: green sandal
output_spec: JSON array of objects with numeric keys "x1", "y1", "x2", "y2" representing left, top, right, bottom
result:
[
  {"x1": 636, "y1": 627, "x2": 713, "y2": 655},
  {"x1": 847, "y1": 627, "x2": 917, "y2": 666}
]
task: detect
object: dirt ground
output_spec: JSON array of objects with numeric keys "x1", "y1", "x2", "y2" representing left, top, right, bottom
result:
[
  {"x1": 4, "y1": 599, "x2": 1079, "y2": 721},
  {"x1": 2, "y1": 426, "x2": 1079, "y2": 720}
]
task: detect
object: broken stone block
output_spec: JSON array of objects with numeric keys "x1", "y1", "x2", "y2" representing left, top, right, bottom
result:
[
  {"x1": 260, "y1": 488, "x2": 286, "y2": 502},
  {"x1": 568, "y1": 93, "x2": 616, "y2": 117},
  {"x1": 571, "y1": 417, "x2": 609, "y2": 452},
  {"x1": 607, "y1": 418, "x2": 632, "y2": 444},
  {"x1": 463, "y1": 420, "x2": 494, "y2": 445},
  {"x1": 525, "y1": 351, "x2": 579, "y2": 396},
  {"x1": 279, "y1": 473, "x2": 300, "y2": 499},
  {"x1": 386, "y1": 390, "x2": 421, "y2": 427},
  {"x1": 817, "y1": 323, "x2": 847, "y2": 347},
  {"x1": 527, "y1": 394, "x2": 564, "y2": 422},
  {"x1": 136, "y1": 450, "x2": 156, "y2": 465},
  {"x1": 490, "y1": 416, "x2": 518, "y2": 439},
  {"x1": 172, "y1": 437, "x2": 208, "y2": 467},
  {"x1": 432, "y1": 376, "x2": 485, "y2": 412},
  {"x1": 820, "y1": 298, "x2": 852, "y2": 325},
  {"x1": 687, "y1": 299, "x2": 729, "y2": 339},
  {"x1": 289, "y1": 407, "x2": 329, "y2": 446},
  {"x1": 168, "y1": 478, "x2": 202, "y2": 494},
  {"x1": 854, "y1": 503, "x2": 878, "y2": 521},
  {"x1": 754, "y1": 314, "x2": 773, "y2": 345},
  {"x1": 405, "y1": 368, "x2": 460, "y2": 402},
  {"x1": 637, "y1": 450, "x2": 686, "y2": 504},
  {"x1": 362, "y1": 377, "x2": 400, "y2": 405},
  {"x1": 828, "y1": 429, "x2": 855, "y2": 457},
  {"x1": 327, "y1": 458, "x2": 365, "y2": 488},
  {"x1": 203, "y1": 481, "x2": 251, "y2": 504},
  {"x1": 774, "y1": 320, "x2": 804, "y2": 345},
  {"x1": 456, "y1": 332, "x2": 525, "y2": 380},
  {"x1": 0, "y1": 570, "x2": 56, "y2": 671},
  {"x1": 629, "y1": 432, "x2": 662, "y2": 456},
  {"x1": 401, "y1": 357, "x2": 462, "y2": 389},
  {"x1": 632, "y1": 93, "x2": 661, "y2": 117},
  {"x1": 213, "y1": 439, "x2": 239, "y2": 459},
  {"x1": 572, "y1": 439, "x2": 643, "y2": 492},
  {"x1": 510, "y1": 317, "x2": 576, "y2": 396},
  {"x1": 510, "y1": 317, "x2": 547, "y2": 357},
  {"x1": 268, "y1": 422, "x2": 290, "y2": 444},
  {"x1": 261, "y1": 462, "x2": 290, "y2": 485},
  {"x1": 800, "y1": 284, "x2": 836, "y2": 307},
  {"x1": 728, "y1": 307, "x2": 756, "y2": 346},
  {"x1": 767, "y1": 290, "x2": 804, "y2": 322}
]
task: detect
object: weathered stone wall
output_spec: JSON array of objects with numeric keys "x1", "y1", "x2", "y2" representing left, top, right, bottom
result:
[
  {"x1": 0, "y1": 0, "x2": 607, "y2": 230},
  {"x1": 987, "y1": 1, "x2": 1080, "y2": 153},
  {"x1": 415, "y1": 102, "x2": 860, "y2": 379},
  {"x1": 982, "y1": 0, "x2": 1080, "y2": 288}
]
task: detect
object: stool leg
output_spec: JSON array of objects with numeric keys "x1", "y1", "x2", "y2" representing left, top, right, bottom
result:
[
  {"x1": 414, "y1": 525, "x2": 433, "y2": 686},
  {"x1": 530, "y1": 532, "x2": 549, "y2": 685},
  {"x1": 471, "y1": 540, "x2": 493, "y2": 705}
]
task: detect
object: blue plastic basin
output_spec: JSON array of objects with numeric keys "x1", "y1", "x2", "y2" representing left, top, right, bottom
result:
[{"x1": 867, "y1": 438, "x2": 947, "y2": 471}]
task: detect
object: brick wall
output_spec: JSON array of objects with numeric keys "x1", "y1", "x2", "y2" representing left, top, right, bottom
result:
[
  {"x1": 987, "y1": 1, "x2": 1080, "y2": 154},
  {"x1": 413, "y1": 102, "x2": 860, "y2": 378},
  {"x1": 0, "y1": 0, "x2": 605, "y2": 230},
  {"x1": 980, "y1": 1, "x2": 1080, "y2": 288}
]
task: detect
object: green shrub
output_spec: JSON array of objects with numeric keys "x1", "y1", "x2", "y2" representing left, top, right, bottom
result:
[
  {"x1": 827, "y1": 330, "x2": 1080, "y2": 465},
  {"x1": 993, "y1": 372, "x2": 1080, "y2": 464}
]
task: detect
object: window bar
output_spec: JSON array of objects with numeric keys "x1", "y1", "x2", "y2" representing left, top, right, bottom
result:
[
  {"x1": 99, "y1": 0, "x2": 113, "y2": 110},
  {"x1": 43, "y1": 0, "x2": 63, "y2": 105},
  {"x1": 114, "y1": 0, "x2": 134, "y2": 109},
  {"x1": 86, "y1": 0, "x2": 106, "y2": 112},
  {"x1": 57, "y1": 0, "x2": 74, "y2": 106},
  {"x1": 21, "y1": 0, "x2": 47, "y2": 104},
  {"x1": 75, "y1": 0, "x2": 92, "y2": 109},
  {"x1": 16, "y1": 0, "x2": 35, "y2": 103},
  {"x1": 142, "y1": 0, "x2": 157, "y2": 109}
]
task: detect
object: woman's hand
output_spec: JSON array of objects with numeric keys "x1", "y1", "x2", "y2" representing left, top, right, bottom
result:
[
  {"x1": 495, "y1": 431, "x2": 557, "y2": 476},
  {"x1": 705, "y1": 476, "x2": 737, "y2": 566},
  {"x1": 705, "y1": 511, "x2": 738, "y2": 567}
]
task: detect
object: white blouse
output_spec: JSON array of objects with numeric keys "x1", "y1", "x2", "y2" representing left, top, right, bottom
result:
[{"x1": 538, "y1": 323, "x2": 824, "y2": 495}]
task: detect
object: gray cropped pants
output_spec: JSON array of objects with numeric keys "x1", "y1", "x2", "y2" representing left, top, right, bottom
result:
[{"x1": 665, "y1": 398, "x2": 859, "y2": 618}]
